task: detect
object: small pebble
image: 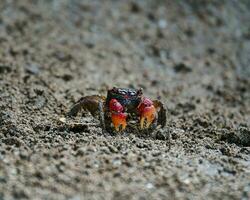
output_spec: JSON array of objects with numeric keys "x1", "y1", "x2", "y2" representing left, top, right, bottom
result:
[
  {"x1": 146, "y1": 182, "x2": 154, "y2": 189},
  {"x1": 158, "y1": 19, "x2": 167, "y2": 29}
]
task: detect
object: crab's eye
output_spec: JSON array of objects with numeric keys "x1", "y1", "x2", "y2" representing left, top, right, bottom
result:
[
  {"x1": 118, "y1": 89, "x2": 127, "y2": 95},
  {"x1": 129, "y1": 91, "x2": 136, "y2": 96}
]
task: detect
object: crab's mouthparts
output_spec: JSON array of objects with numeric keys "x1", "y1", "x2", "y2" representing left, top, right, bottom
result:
[{"x1": 111, "y1": 112, "x2": 127, "y2": 131}]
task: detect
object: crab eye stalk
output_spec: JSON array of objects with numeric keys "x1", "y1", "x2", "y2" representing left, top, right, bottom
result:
[{"x1": 137, "y1": 97, "x2": 156, "y2": 129}]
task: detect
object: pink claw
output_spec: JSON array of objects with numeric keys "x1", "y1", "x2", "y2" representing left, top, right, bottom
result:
[
  {"x1": 137, "y1": 97, "x2": 156, "y2": 129},
  {"x1": 109, "y1": 99, "x2": 127, "y2": 131}
]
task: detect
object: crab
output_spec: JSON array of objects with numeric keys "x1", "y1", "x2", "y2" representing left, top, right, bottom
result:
[{"x1": 67, "y1": 87, "x2": 166, "y2": 132}]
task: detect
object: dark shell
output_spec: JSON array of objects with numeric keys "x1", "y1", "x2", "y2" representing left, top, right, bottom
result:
[{"x1": 106, "y1": 87, "x2": 143, "y2": 111}]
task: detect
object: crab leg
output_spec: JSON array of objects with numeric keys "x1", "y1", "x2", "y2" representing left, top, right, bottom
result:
[
  {"x1": 67, "y1": 95, "x2": 108, "y2": 130},
  {"x1": 153, "y1": 100, "x2": 166, "y2": 128},
  {"x1": 67, "y1": 95, "x2": 106, "y2": 117}
]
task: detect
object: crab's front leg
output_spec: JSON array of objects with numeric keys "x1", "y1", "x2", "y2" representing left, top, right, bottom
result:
[
  {"x1": 67, "y1": 95, "x2": 107, "y2": 130},
  {"x1": 153, "y1": 100, "x2": 166, "y2": 128},
  {"x1": 108, "y1": 99, "x2": 127, "y2": 132}
]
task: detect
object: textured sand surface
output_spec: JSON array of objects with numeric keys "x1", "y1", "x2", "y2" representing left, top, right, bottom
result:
[{"x1": 0, "y1": 1, "x2": 250, "y2": 199}]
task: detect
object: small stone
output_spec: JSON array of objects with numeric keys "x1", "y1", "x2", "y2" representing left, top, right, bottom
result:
[
  {"x1": 146, "y1": 182, "x2": 154, "y2": 189},
  {"x1": 93, "y1": 163, "x2": 99, "y2": 168},
  {"x1": 152, "y1": 151, "x2": 161, "y2": 157},
  {"x1": 183, "y1": 178, "x2": 191, "y2": 184},
  {"x1": 20, "y1": 152, "x2": 29, "y2": 160},
  {"x1": 0, "y1": 64, "x2": 11, "y2": 73},
  {"x1": 62, "y1": 74, "x2": 73, "y2": 81},
  {"x1": 59, "y1": 117, "x2": 66, "y2": 123},
  {"x1": 100, "y1": 146, "x2": 110, "y2": 154},
  {"x1": 69, "y1": 195, "x2": 81, "y2": 200},
  {"x1": 69, "y1": 123, "x2": 89, "y2": 133},
  {"x1": 112, "y1": 159, "x2": 122, "y2": 166},
  {"x1": 84, "y1": 40, "x2": 95, "y2": 49},
  {"x1": 86, "y1": 146, "x2": 96, "y2": 152},
  {"x1": 158, "y1": 19, "x2": 167, "y2": 29},
  {"x1": 113, "y1": 172, "x2": 121, "y2": 177},
  {"x1": 54, "y1": 51, "x2": 72, "y2": 61},
  {"x1": 13, "y1": 188, "x2": 29, "y2": 199},
  {"x1": 0, "y1": 176, "x2": 6, "y2": 183},
  {"x1": 108, "y1": 145, "x2": 118, "y2": 153},
  {"x1": 130, "y1": 2, "x2": 141, "y2": 13},
  {"x1": 76, "y1": 147, "x2": 85, "y2": 156},
  {"x1": 174, "y1": 63, "x2": 192, "y2": 73},
  {"x1": 25, "y1": 63, "x2": 40, "y2": 75},
  {"x1": 155, "y1": 129, "x2": 170, "y2": 141}
]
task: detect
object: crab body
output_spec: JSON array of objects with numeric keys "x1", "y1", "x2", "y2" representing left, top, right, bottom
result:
[
  {"x1": 106, "y1": 88, "x2": 142, "y2": 112},
  {"x1": 68, "y1": 87, "x2": 166, "y2": 132}
]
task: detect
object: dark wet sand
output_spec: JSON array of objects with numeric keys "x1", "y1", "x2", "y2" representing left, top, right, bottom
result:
[{"x1": 0, "y1": 1, "x2": 250, "y2": 199}]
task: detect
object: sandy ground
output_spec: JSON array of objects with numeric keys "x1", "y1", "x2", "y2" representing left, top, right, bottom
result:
[{"x1": 0, "y1": 0, "x2": 250, "y2": 199}]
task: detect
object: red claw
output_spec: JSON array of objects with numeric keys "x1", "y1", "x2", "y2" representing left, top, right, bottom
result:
[
  {"x1": 109, "y1": 99, "x2": 127, "y2": 131},
  {"x1": 137, "y1": 97, "x2": 156, "y2": 129},
  {"x1": 109, "y1": 99, "x2": 124, "y2": 113},
  {"x1": 111, "y1": 112, "x2": 127, "y2": 132}
]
